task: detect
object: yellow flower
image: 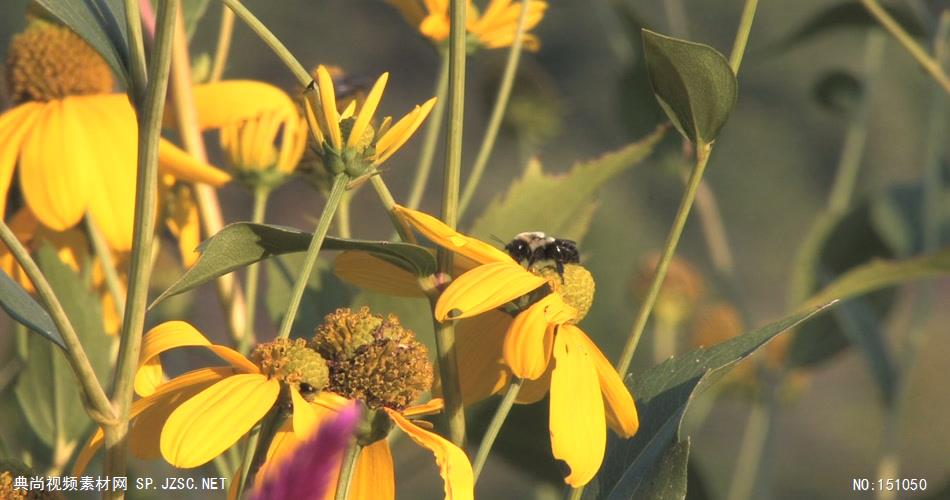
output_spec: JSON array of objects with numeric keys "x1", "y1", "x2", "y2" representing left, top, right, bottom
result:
[
  {"x1": 74, "y1": 321, "x2": 329, "y2": 472},
  {"x1": 334, "y1": 206, "x2": 639, "y2": 487},
  {"x1": 305, "y1": 65, "x2": 436, "y2": 178},
  {"x1": 1, "y1": 22, "x2": 231, "y2": 252},
  {"x1": 386, "y1": 0, "x2": 548, "y2": 50}
]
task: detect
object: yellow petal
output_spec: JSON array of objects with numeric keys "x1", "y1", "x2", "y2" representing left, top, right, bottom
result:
[
  {"x1": 255, "y1": 419, "x2": 301, "y2": 491},
  {"x1": 387, "y1": 0, "x2": 427, "y2": 27},
  {"x1": 339, "y1": 100, "x2": 357, "y2": 120},
  {"x1": 385, "y1": 409, "x2": 474, "y2": 500},
  {"x1": 435, "y1": 261, "x2": 546, "y2": 321},
  {"x1": 333, "y1": 251, "x2": 426, "y2": 297},
  {"x1": 135, "y1": 321, "x2": 259, "y2": 397},
  {"x1": 350, "y1": 440, "x2": 395, "y2": 500},
  {"x1": 347, "y1": 72, "x2": 388, "y2": 149},
  {"x1": 0, "y1": 103, "x2": 43, "y2": 221},
  {"x1": 550, "y1": 326, "x2": 606, "y2": 487},
  {"x1": 456, "y1": 311, "x2": 511, "y2": 403},
  {"x1": 165, "y1": 186, "x2": 202, "y2": 267},
  {"x1": 303, "y1": 95, "x2": 325, "y2": 144},
  {"x1": 515, "y1": 361, "x2": 552, "y2": 404},
  {"x1": 503, "y1": 296, "x2": 560, "y2": 379},
  {"x1": 393, "y1": 205, "x2": 513, "y2": 265},
  {"x1": 161, "y1": 374, "x2": 280, "y2": 468},
  {"x1": 373, "y1": 97, "x2": 437, "y2": 164},
  {"x1": 316, "y1": 65, "x2": 343, "y2": 149},
  {"x1": 158, "y1": 140, "x2": 232, "y2": 186},
  {"x1": 176, "y1": 80, "x2": 296, "y2": 129},
  {"x1": 19, "y1": 99, "x2": 89, "y2": 232},
  {"x1": 291, "y1": 386, "x2": 318, "y2": 436},
  {"x1": 403, "y1": 398, "x2": 444, "y2": 417},
  {"x1": 571, "y1": 326, "x2": 639, "y2": 437}
]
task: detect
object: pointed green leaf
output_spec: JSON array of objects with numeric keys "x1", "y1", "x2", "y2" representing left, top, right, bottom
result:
[
  {"x1": 152, "y1": 222, "x2": 436, "y2": 306},
  {"x1": 641, "y1": 29, "x2": 737, "y2": 145},
  {"x1": 0, "y1": 270, "x2": 65, "y2": 350},
  {"x1": 33, "y1": 0, "x2": 130, "y2": 88},
  {"x1": 470, "y1": 125, "x2": 666, "y2": 243},
  {"x1": 183, "y1": 0, "x2": 212, "y2": 38},
  {"x1": 14, "y1": 243, "x2": 111, "y2": 448},
  {"x1": 592, "y1": 304, "x2": 832, "y2": 500}
]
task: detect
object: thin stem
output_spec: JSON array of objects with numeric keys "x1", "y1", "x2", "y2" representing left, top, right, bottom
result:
[
  {"x1": 0, "y1": 221, "x2": 115, "y2": 425},
  {"x1": 334, "y1": 441, "x2": 361, "y2": 500},
  {"x1": 693, "y1": 178, "x2": 735, "y2": 275},
  {"x1": 568, "y1": 486, "x2": 583, "y2": 500},
  {"x1": 728, "y1": 0, "x2": 759, "y2": 73},
  {"x1": 275, "y1": 175, "x2": 349, "y2": 339},
  {"x1": 616, "y1": 145, "x2": 711, "y2": 376},
  {"x1": 219, "y1": 0, "x2": 311, "y2": 86},
  {"x1": 106, "y1": 0, "x2": 179, "y2": 489},
  {"x1": 725, "y1": 385, "x2": 775, "y2": 500},
  {"x1": 473, "y1": 378, "x2": 523, "y2": 481},
  {"x1": 458, "y1": 0, "x2": 530, "y2": 218},
  {"x1": 167, "y1": 8, "x2": 249, "y2": 344},
  {"x1": 336, "y1": 191, "x2": 353, "y2": 239},
  {"x1": 371, "y1": 175, "x2": 413, "y2": 243},
  {"x1": 406, "y1": 51, "x2": 450, "y2": 210},
  {"x1": 241, "y1": 186, "x2": 271, "y2": 352},
  {"x1": 860, "y1": 0, "x2": 950, "y2": 94},
  {"x1": 123, "y1": 0, "x2": 148, "y2": 101},
  {"x1": 209, "y1": 4, "x2": 235, "y2": 82},
  {"x1": 84, "y1": 216, "x2": 127, "y2": 319},
  {"x1": 235, "y1": 423, "x2": 261, "y2": 499},
  {"x1": 433, "y1": 0, "x2": 469, "y2": 447}
]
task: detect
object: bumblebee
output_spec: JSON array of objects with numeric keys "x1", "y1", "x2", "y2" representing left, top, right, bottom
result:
[{"x1": 504, "y1": 232, "x2": 580, "y2": 274}]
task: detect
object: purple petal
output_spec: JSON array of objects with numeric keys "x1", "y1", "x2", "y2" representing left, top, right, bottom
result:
[{"x1": 251, "y1": 402, "x2": 360, "y2": 500}]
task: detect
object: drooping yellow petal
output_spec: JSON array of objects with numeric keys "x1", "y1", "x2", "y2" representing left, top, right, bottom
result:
[
  {"x1": 291, "y1": 386, "x2": 318, "y2": 436},
  {"x1": 503, "y1": 295, "x2": 561, "y2": 379},
  {"x1": 347, "y1": 73, "x2": 388, "y2": 149},
  {"x1": 516, "y1": 361, "x2": 552, "y2": 404},
  {"x1": 0, "y1": 102, "x2": 43, "y2": 221},
  {"x1": 349, "y1": 440, "x2": 395, "y2": 500},
  {"x1": 550, "y1": 326, "x2": 606, "y2": 487},
  {"x1": 19, "y1": 99, "x2": 90, "y2": 232},
  {"x1": 182, "y1": 80, "x2": 297, "y2": 130},
  {"x1": 373, "y1": 97, "x2": 436, "y2": 164},
  {"x1": 158, "y1": 140, "x2": 232, "y2": 186},
  {"x1": 456, "y1": 310, "x2": 511, "y2": 403},
  {"x1": 74, "y1": 367, "x2": 232, "y2": 475},
  {"x1": 572, "y1": 326, "x2": 639, "y2": 437},
  {"x1": 333, "y1": 251, "x2": 427, "y2": 297},
  {"x1": 161, "y1": 373, "x2": 280, "y2": 468},
  {"x1": 255, "y1": 401, "x2": 341, "y2": 491},
  {"x1": 435, "y1": 261, "x2": 546, "y2": 321},
  {"x1": 393, "y1": 205, "x2": 513, "y2": 265},
  {"x1": 135, "y1": 321, "x2": 259, "y2": 397},
  {"x1": 403, "y1": 398, "x2": 445, "y2": 417},
  {"x1": 385, "y1": 409, "x2": 474, "y2": 500},
  {"x1": 316, "y1": 65, "x2": 343, "y2": 149}
]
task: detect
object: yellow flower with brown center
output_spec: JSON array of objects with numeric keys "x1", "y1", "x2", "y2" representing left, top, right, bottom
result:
[
  {"x1": 387, "y1": 0, "x2": 548, "y2": 50},
  {"x1": 73, "y1": 321, "x2": 329, "y2": 472},
  {"x1": 333, "y1": 206, "x2": 639, "y2": 487},
  {"x1": 1, "y1": 21, "x2": 231, "y2": 252},
  {"x1": 305, "y1": 65, "x2": 436, "y2": 180},
  {"x1": 254, "y1": 308, "x2": 473, "y2": 500}
]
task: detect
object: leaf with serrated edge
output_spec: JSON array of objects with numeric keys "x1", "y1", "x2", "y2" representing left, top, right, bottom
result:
[{"x1": 151, "y1": 223, "x2": 436, "y2": 306}]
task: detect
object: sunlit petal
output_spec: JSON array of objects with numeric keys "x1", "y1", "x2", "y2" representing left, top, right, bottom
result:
[
  {"x1": 184, "y1": 81, "x2": 296, "y2": 129},
  {"x1": 393, "y1": 205, "x2": 513, "y2": 265},
  {"x1": 403, "y1": 398, "x2": 444, "y2": 417},
  {"x1": 455, "y1": 311, "x2": 511, "y2": 403},
  {"x1": 385, "y1": 409, "x2": 474, "y2": 500},
  {"x1": 571, "y1": 326, "x2": 639, "y2": 437},
  {"x1": 291, "y1": 387, "x2": 318, "y2": 436},
  {"x1": 435, "y1": 261, "x2": 546, "y2": 321},
  {"x1": 373, "y1": 97, "x2": 436, "y2": 164},
  {"x1": 0, "y1": 102, "x2": 43, "y2": 221},
  {"x1": 350, "y1": 440, "x2": 395, "y2": 500},
  {"x1": 316, "y1": 65, "x2": 343, "y2": 149},
  {"x1": 503, "y1": 296, "x2": 561, "y2": 379},
  {"x1": 515, "y1": 361, "x2": 552, "y2": 404},
  {"x1": 347, "y1": 73, "x2": 388, "y2": 149},
  {"x1": 333, "y1": 251, "x2": 426, "y2": 297},
  {"x1": 158, "y1": 139, "x2": 232, "y2": 186}
]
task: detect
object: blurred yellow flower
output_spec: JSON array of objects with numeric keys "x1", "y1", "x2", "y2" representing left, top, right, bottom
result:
[
  {"x1": 1, "y1": 22, "x2": 231, "y2": 252},
  {"x1": 334, "y1": 206, "x2": 639, "y2": 487},
  {"x1": 305, "y1": 65, "x2": 436, "y2": 178},
  {"x1": 386, "y1": 0, "x2": 548, "y2": 50}
]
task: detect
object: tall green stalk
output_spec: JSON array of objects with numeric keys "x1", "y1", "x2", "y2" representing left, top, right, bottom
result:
[
  {"x1": 123, "y1": 0, "x2": 148, "y2": 101},
  {"x1": 434, "y1": 0, "x2": 469, "y2": 447},
  {"x1": 472, "y1": 378, "x2": 523, "y2": 481},
  {"x1": 458, "y1": 0, "x2": 530, "y2": 218},
  {"x1": 84, "y1": 216, "x2": 126, "y2": 319},
  {"x1": 105, "y1": 0, "x2": 179, "y2": 492},
  {"x1": 334, "y1": 441, "x2": 362, "y2": 500},
  {"x1": 240, "y1": 186, "x2": 271, "y2": 352}
]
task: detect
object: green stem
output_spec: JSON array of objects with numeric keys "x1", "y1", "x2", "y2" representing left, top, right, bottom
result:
[
  {"x1": 84, "y1": 216, "x2": 126, "y2": 319},
  {"x1": 457, "y1": 0, "x2": 530, "y2": 218},
  {"x1": 616, "y1": 144, "x2": 711, "y2": 376},
  {"x1": 336, "y1": 190, "x2": 353, "y2": 239},
  {"x1": 219, "y1": 0, "x2": 311, "y2": 86},
  {"x1": 275, "y1": 175, "x2": 348, "y2": 339},
  {"x1": 208, "y1": 4, "x2": 235, "y2": 82},
  {"x1": 123, "y1": 0, "x2": 148, "y2": 101},
  {"x1": 241, "y1": 186, "x2": 271, "y2": 352},
  {"x1": 334, "y1": 441, "x2": 361, "y2": 500},
  {"x1": 371, "y1": 176, "x2": 414, "y2": 243},
  {"x1": 860, "y1": 0, "x2": 950, "y2": 94},
  {"x1": 725, "y1": 384, "x2": 775, "y2": 500},
  {"x1": 433, "y1": 0, "x2": 469, "y2": 447},
  {"x1": 406, "y1": 51, "x2": 450, "y2": 210},
  {"x1": 728, "y1": 0, "x2": 758, "y2": 73},
  {"x1": 473, "y1": 378, "x2": 523, "y2": 481},
  {"x1": 106, "y1": 0, "x2": 179, "y2": 490},
  {"x1": 0, "y1": 221, "x2": 115, "y2": 425},
  {"x1": 235, "y1": 423, "x2": 262, "y2": 498}
]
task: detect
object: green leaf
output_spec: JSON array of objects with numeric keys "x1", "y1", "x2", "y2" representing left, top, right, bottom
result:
[
  {"x1": 469, "y1": 126, "x2": 667, "y2": 243},
  {"x1": 641, "y1": 29, "x2": 737, "y2": 146},
  {"x1": 152, "y1": 222, "x2": 436, "y2": 306},
  {"x1": 183, "y1": 0, "x2": 212, "y2": 38},
  {"x1": 0, "y1": 270, "x2": 65, "y2": 350},
  {"x1": 14, "y1": 244, "x2": 111, "y2": 448},
  {"x1": 633, "y1": 439, "x2": 690, "y2": 500},
  {"x1": 265, "y1": 255, "x2": 353, "y2": 339},
  {"x1": 33, "y1": 0, "x2": 130, "y2": 88},
  {"x1": 591, "y1": 305, "x2": 831, "y2": 500}
]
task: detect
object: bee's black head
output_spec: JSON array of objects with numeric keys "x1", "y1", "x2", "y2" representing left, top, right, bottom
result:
[{"x1": 505, "y1": 238, "x2": 533, "y2": 263}]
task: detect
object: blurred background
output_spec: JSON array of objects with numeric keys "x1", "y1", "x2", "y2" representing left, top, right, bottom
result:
[{"x1": 1, "y1": 0, "x2": 949, "y2": 498}]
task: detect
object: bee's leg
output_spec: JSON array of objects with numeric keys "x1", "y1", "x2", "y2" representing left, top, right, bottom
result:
[{"x1": 556, "y1": 261, "x2": 565, "y2": 275}]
